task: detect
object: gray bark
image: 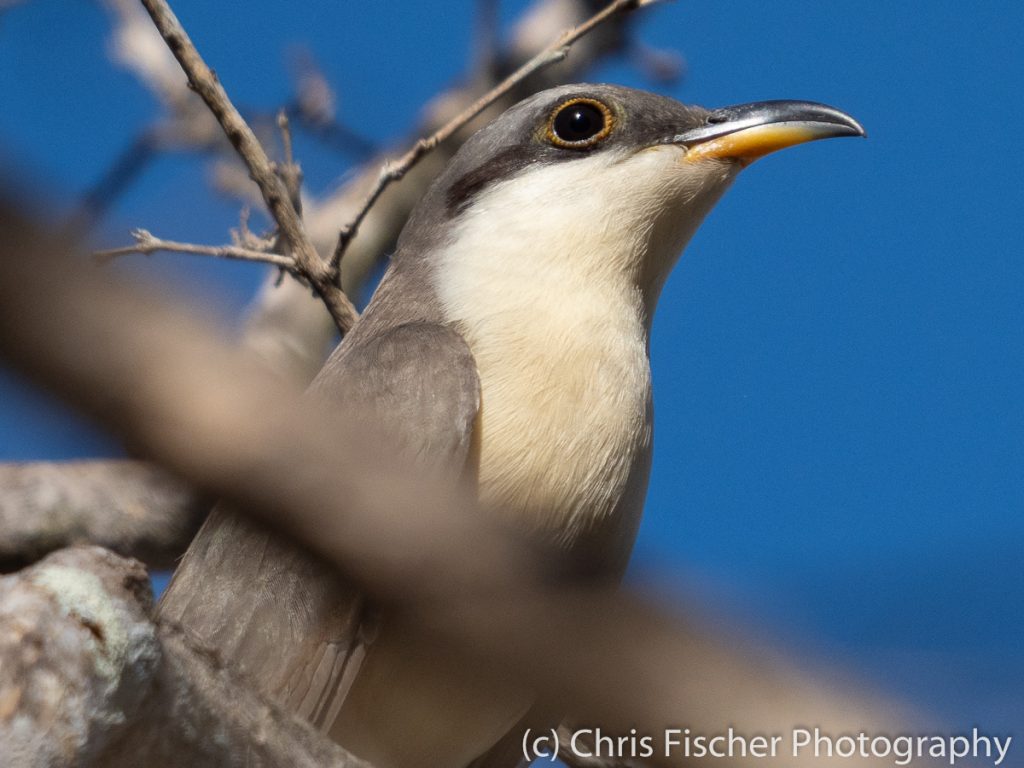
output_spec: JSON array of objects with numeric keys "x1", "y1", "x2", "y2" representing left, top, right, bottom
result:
[
  {"x1": 0, "y1": 546, "x2": 372, "y2": 768},
  {"x1": 0, "y1": 461, "x2": 204, "y2": 572}
]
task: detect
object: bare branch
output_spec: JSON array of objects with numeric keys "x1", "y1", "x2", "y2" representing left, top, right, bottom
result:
[
  {"x1": 272, "y1": 110, "x2": 305, "y2": 228},
  {"x1": 137, "y1": 0, "x2": 358, "y2": 333},
  {"x1": 329, "y1": 0, "x2": 664, "y2": 270},
  {"x1": 232, "y1": 205, "x2": 276, "y2": 252},
  {"x1": 0, "y1": 461, "x2": 204, "y2": 571},
  {"x1": 95, "y1": 228, "x2": 297, "y2": 271}
]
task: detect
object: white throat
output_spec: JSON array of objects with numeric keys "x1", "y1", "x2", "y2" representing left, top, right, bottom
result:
[{"x1": 433, "y1": 146, "x2": 734, "y2": 546}]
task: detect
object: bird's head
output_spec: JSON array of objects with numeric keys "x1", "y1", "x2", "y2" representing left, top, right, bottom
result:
[{"x1": 403, "y1": 84, "x2": 864, "y2": 320}]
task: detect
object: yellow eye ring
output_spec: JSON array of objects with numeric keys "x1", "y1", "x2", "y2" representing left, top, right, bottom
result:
[{"x1": 546, "y1": 98, "x2": 614, "y2": 149}]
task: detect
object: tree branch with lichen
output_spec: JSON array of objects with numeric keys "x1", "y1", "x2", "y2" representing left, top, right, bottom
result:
[{"x1": 0, "y1": 546, "x2": 373, "y2": 768}]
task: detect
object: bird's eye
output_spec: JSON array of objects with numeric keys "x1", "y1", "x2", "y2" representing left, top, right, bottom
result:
[{"x1": 547, "y1": 98, "x2": 613, "y2": 149}]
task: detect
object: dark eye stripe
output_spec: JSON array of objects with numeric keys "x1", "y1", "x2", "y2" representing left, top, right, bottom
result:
[
  {"x1": 444, "y1": 96, "x2": 621, "y2": 217},
  {"x1": 444, "y1": 143, "x2": 596, "y2": 217},
  {"x1": 445, "y1": 147, "x2": 528, "y2": 216}
]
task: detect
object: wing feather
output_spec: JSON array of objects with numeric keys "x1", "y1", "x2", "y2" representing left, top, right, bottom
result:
[{"x1": 158, "y1": 321, "x2": 480, "y2": 728}]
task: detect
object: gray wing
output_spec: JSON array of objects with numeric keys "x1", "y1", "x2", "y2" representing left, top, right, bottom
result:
[
  {"x1": 157, "y1": 321, "x2": 480, "y2": 728},
  {"x1": 314, "y1": 321, "x2": 480, "y2": 474}
]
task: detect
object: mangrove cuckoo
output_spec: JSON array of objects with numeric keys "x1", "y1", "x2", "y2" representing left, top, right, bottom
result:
[{"x1": 158, "y1": 84, "x2": 863, "y2": 768}]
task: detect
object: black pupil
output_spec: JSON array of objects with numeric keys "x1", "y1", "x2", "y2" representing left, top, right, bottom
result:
[{"x1": 553, "y1": 102, "x2": 604, "y2": 143}]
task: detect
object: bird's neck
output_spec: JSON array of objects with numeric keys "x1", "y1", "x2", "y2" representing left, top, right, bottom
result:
[{"x1": 430, "y1": 193, "x2": 661, "y2": 552}]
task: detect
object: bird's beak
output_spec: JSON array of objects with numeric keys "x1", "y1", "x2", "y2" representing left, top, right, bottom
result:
[{"x1": 674, "y1": 100, "x2": 865, "y2": 165}]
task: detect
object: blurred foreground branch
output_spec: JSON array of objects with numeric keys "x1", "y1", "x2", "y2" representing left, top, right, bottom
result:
[{"x1": 0, "y1": 203, "x2": 936, "y2": 767}]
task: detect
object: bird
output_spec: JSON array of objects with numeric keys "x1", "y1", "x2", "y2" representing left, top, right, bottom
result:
[{"x1": 157, "y1": 83, "x2": 864, "y2": 768}]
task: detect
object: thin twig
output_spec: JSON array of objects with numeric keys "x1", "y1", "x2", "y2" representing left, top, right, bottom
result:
[
  {"x1": 138, "y1": 0, "x2": 359, "y2": 334},
  {"x1": 232, "y1": 206, "x2": 277, "y2": 252},
  {"x1": 96, "y1": 228, "x2": 297, "y2": 271},
  {"x1": 277, "y1": 109, "x2": 295, "y2": 167},
  {"x1": 274, "y1": 109, "x2": 304, "y2": 215},
  {"x1": 329, "y1": 0, "x2": 662, "y2": 271}
]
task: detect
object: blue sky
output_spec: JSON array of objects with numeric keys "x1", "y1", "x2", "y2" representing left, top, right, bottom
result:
[{"x1": 1, "y1": 0, "x2": 1021, "y2": 735}]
